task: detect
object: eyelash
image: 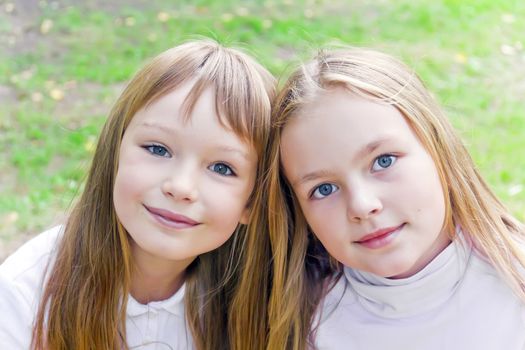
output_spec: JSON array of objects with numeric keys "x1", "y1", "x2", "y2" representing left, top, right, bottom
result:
[
  {"x1": 310, "y1": 183, "x2": 339, "y2": 199},
  {"x1": 208, "y1": 162, "x2": 236, "y2": 177},
  {"x1": 308, "y1": 154, "x2": 397, "y2": 199},
  {"x1": 143, "y1": 144, "x2": 171, "y2": 157},
  {"x1": 143, "y1": 144, "x2": 236, "y2": 177},
  {"x1": 371, "y1": 154, "x2": 397, "y2": 172}
]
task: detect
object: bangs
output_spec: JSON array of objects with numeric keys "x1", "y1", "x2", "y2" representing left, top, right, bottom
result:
[
  {"x1": 181, "y1": 47, "x2": 273, "y2": 155},
  {"x1": 125, "y1": 40, "x2": 273, "y2": 156}
]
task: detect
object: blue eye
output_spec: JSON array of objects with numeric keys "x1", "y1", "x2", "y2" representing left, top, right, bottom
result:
[
  {"x1": 209, "y1": 162, "x2": 235, "y2": 176},
  {"x1": 311, "y1": 183, "x2": 339, "y2": 199},
  {"x1": 144, "y1": 144, "x2": 170, "y2": 157},
  {"x1": 372, "y1": 154, "x2": 396, "y2": 171}
]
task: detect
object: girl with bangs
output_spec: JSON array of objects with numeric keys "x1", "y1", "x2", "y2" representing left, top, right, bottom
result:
[
  {"x1": 265, "y1": 46, "x2": 525, "y2": 349},
  {"x1": 0, "y1": 39, "x2": 275, "y2": 350}
]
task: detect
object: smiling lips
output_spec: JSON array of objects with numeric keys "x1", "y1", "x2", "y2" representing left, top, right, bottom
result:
[
  {"x1": 355, "y1": 224, "x2": 405, "y2": 249},
  {"x1": 145, "y1": 205, "x2": 200, "y2": 229}
]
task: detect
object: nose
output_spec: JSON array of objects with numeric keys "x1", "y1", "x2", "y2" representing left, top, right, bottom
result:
[
  {"x1": 162, "y1": 164, "x2": 199, "y2": 202},
  {"x1": 346, "y1": 185, "x2": 382, "y2": 223}
]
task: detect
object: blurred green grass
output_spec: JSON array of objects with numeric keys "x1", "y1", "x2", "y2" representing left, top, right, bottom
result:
[{"x1": 1, "y1": 0, "x2": 524, "y2": 254}]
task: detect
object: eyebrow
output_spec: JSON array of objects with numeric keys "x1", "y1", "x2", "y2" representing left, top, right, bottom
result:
[
  {"x1": 292, "y1": 169, "x2": 336, "y2": 187},
  {"x1": 292, "y1": 136, "x2": 395, "y2": 187},
  {"x1": 354, "y1": 136, "x2": 395, "y2": 161},
  {"x1": 214, "y1": 146, "x2": 252, "y2": 162},
  {"x1": 140, "y1": 122, "x2": 176, "y2": 134},
  {"x1": 140, "y1": 122, "x2": 252, "y2": 161}
]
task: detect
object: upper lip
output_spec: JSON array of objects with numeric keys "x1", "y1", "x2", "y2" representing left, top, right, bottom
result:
[
  {"x1": 355, "y1": 224, "x2": 404, "y2": 243},
  {"x1": 145, "y1": 205, "x2": 199, "y2": 225}
]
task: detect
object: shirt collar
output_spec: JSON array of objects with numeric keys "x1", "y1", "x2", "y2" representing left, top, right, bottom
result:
[
  {"x1": 126, "y1": 283, "x2": 186, "y2": 317},
  {"x1": 343, "y1": 235, "x2": 471, "y2": 318}
]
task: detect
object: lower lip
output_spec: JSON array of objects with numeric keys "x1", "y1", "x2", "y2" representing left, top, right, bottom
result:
[
  {"x1": 147, "y1": 210, "x2": 198, "y2": 230},
  {"x1": 355, "y1": 225, "x2": 404, "y2": 249}
]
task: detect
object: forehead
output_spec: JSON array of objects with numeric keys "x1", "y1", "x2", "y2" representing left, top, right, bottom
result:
[
  {"x1": 283, "y1": 88, "x2": 413, "y2": 145},
  {"x1": 280, "y1": 88, "x2": 420, "y2": 177},
  {"x1": 129, "y1": 81, "x2": 240, "y2": 135},
  {"x1": 144, "y1": 78, "x2": 259, "y2": 149},
  {"x1": 129, "y1": 81, "x2": 206, "y2": 127},
  {"x1": 128, "y1": 84, "x2": 255, "y2": 154}
]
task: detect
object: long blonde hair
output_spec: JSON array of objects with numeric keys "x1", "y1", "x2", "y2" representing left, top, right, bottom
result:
[
  {"x1": 266, "y1": 46, "x2": 525, "y2": 349},
  {"x1": 32, "y1": 39, "x2": 275, "y2": 350}
]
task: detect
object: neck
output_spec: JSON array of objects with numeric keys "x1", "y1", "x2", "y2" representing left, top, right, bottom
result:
[{"x1": 129, "y1": 244, "x2": 195, "y2": 304}]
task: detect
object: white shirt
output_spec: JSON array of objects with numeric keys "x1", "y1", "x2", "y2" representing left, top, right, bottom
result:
[
  {"x1": 0, "y1": 226, "x2": 194, "y2": 350},
  {"x1": 315, "y1": 238, "x2": 525, "y2": 350}
]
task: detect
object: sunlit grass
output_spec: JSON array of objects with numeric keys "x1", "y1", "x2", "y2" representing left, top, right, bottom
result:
[{"x1": 1, "y1": 0, "x2": 524, "y2": 252}]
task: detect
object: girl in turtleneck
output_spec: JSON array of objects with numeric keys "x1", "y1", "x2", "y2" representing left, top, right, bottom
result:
[{"x1": 263, "y1": 46, "x2": 525, "y2": 350}]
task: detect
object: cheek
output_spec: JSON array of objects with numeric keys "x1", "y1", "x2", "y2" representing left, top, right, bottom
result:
[
  {"x1": 301, "y1": 200, "x2": 341, "y2": 239},
  {"x1": 204, "y1": 199, "x2": 246, "y2": 245},
  {"x1": 113, "y1": 167, "x2": 141, "y2": 201},
  {"x1": 113, "y1": 170, "x2": 135, "y2": 220},
  {"x1": 114, "y1": 145, "x2": 157, "y2": 196},
  {"x1": 427, "y1": 182, "x2": 446, "y2": 228},
  {"x1": 420, "y1": 163, "x2": 445, "y2": 205},
  {"x1": 206, "y1": 180, "x2": 252, "y2": 219},
  {"x1": 112, "y1": 159, "x2": 152, "y2": 221},
  {"x1": 405, "y1": 160, "x2": 446, "y2": 225},
  {"x1": 308, "y1": 212, "x2": 347, "y2": 259}
]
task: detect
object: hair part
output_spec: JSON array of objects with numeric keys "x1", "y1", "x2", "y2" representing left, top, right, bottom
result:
[
  {"x1": 267, "y1": 46, "x2": 525, "y2": 349},
  {"x1": 32, "y1": 39, "x2": 275, "y2": 350}
]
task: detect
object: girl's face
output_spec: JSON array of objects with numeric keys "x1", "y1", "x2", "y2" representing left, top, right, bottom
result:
[
  {"x1": 113, "y1": 81, "x2": 257, "y2": 267},
  {"x1": 280, "y1": 88, "x2": 450, "y2": 278}
]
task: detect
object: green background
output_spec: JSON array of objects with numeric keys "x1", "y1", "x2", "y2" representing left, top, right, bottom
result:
[{"x1": 1, "y1": 0, "x2": 524, "y2": 260}]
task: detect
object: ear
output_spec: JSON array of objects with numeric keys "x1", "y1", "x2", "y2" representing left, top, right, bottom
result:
[{"x1": 239, "y1": 205, "x2": 251, "y2": 225}]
